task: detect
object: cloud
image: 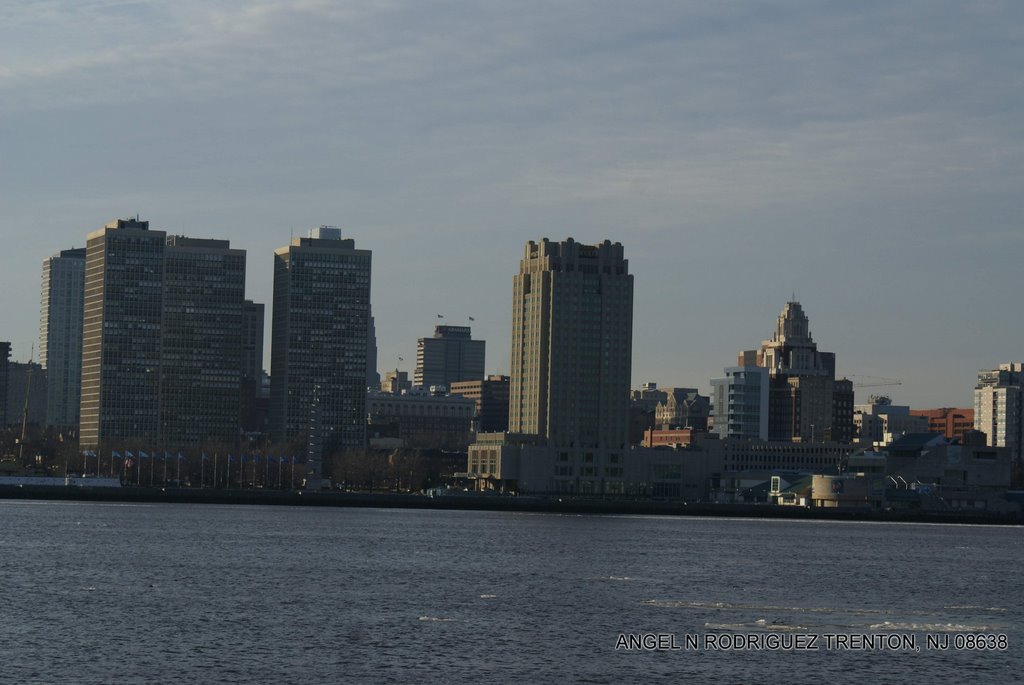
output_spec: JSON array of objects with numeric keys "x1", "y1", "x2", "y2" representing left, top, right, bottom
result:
[{"x1": 2, "y1": 1, "x2": 1022, "y2": 405}]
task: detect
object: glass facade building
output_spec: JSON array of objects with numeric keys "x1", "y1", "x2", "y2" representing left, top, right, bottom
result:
[{"x1": 270, "y1": 227, "x2": 372, "y2": 454}]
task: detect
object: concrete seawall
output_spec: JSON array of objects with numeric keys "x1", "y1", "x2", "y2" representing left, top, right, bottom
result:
[{"x1": 1, "y1": 485, "x2": 1021, "y2": 525}]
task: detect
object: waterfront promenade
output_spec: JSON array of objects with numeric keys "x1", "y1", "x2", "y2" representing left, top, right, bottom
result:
[{"x1": 1, "y1": 484, "x2": 1021, "y2": 525}]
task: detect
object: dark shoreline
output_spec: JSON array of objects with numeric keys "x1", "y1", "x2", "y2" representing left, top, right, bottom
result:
[{"x1": 2, "y1": 485, "x2": 1022, "y2": 525}]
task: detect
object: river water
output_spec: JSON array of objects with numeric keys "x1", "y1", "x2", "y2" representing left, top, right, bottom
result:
[{"x1": 1, "y1": 501, "x2": 1019, "y2": 683}]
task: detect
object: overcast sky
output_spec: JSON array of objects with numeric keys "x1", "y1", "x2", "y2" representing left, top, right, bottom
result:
[{"x1": 2, "y1": 1, "x2": 1022, "y2": 408}]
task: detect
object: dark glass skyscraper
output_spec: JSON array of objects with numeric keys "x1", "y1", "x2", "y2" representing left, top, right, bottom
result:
[
  {"x1": 160, "y1": 236, "x2": 246, "y2": 447},
  {"x1": 270, "y1": 227, "x2": 372, "y2": 454},
  {"x1": 80, "y1": 219, "x2": 165, "y2": 449},
  {"x1": 79, "y1": 218, "x2": 250, "y2": 450}
]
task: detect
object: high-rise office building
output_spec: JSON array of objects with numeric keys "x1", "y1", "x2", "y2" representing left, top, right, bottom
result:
[
  {"x1": 240, "y1": 299, "x2": 267, "y2": 435},
  {"x1": 367, "y1": 311, "x2": 380, "y2": 389},
  {"x1": 414, "y1": 325, "x2": 485, "y2": 389},
  {"x1": 80, "y1": 218, "x2": 166, "y2": 449},
  {"x1": 270, "y1": 226, "x2": 372, "y2": 455},
  {"x1": 741, "y1": 301, "x2": 846, "y2": 442},
  {"x1": 832, "y1": 378, "x2": 855, "y2": 443},
  {"x1": 79, "y1": 218, "x2": 251, "y2": 449},
  {"x1": 508, "y1": 238, "x2": 633, "y2": 449},
  {"x1": 975, "y1": 363, "x2": 1023, "y2": 465},
  {"x1": 39, "y1": 247, "x2": 86, "y2": 428},
  {"x1": 242, "y1": 300, "x2": 265, "y2": 383},
  {"x1": 159, "y1": 236, "x2": 246, "y2": 447}
]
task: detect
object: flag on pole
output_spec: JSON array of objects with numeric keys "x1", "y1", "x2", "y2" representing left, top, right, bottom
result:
[
  {"x1": 468, "y1": 316, "x2": 475, "y2": 321},
  {"x1": 112, "y1": 451, "x2": 122, "y2": 459},
  {"x1": 126, "y1": 451, "x2": 135, "y2": 459},
  {"x1": 202, "y1": 452, "x2": 209, "y2": 461},
  {"x1": 437, "y1": 314, "x2": 444, "y2": 318}
]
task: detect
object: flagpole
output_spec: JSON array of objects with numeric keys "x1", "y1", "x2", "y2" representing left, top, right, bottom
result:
[
  {"x1": 150, "y1": 452, "x2": 154, "y2": 487},
  {"x1": 278, "y1": 457, "x2": 283, "y2": 490}
]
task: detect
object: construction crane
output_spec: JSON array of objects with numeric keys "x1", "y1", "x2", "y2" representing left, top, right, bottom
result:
[{"x1": 846, "y1": 375, "x2": 902, "y2": 389}]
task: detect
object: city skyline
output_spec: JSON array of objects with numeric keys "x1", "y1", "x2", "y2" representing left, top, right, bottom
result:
[{"x1": 3, "y1": 2, "x2": 1023, "y2": 408}]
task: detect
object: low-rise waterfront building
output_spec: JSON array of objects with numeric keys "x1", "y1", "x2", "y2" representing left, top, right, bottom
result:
[
  {"x1": 4, "y1": 362, "x2": 47, "y2": 426},
  {"x1": 367, "y1": 389, "x2": 476, "y2": 450},
  {"x1": 655, "y1": 388, "x2": 710, "y2": 430},
  {"x1": 853, "y1": 396, "x2": 928, "y2": 447},
  {"x1": 642, "y1": 427, "x2": 703, "y2": 448},
  {"x1": 629, "y1": 382, "x2": 667, "y2": 445},
  {"x1": 450, "y1": 375, "x2": 510, "y2": 433},
  {"x1": 909, "y1": 407, "x2": 974, "y2": 442},
  {"x1": 711, "y1": 366, "x2": 769, "y2": 440},
  {"x1": 381, "y1": 369, "x2": 412, "y2": 395}
]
